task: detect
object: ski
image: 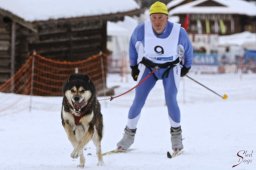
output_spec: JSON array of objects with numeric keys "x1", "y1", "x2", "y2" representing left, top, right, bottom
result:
[
  {"x1": 102, "y1": 148, "x2": 134, "y2": 156},
  {"x1": 167, "y1": 150, "x2": 183, "y2": 159},
  {"x1": 103, "y1": 148, "x2": 182, "y2": 158}
]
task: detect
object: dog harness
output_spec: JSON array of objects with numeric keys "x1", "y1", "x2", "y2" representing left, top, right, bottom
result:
[
  {"x1": 140, "y1": 57, "x2": 180, "y2": 79},
  {"x1": 63, "y1": 97, "x2": 94, "y2": 125}
]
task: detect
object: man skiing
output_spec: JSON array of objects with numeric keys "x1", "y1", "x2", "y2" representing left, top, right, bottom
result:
[{"x1": 117, "y1": 1, "x2": 193, "y2": 154}]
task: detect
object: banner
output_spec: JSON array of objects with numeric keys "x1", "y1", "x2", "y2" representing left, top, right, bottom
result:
[
  {"x1": 219, "y1": 19, "x2": 227, "y2": 34},
  {"x1": 183, "y1": 14, "x2": 190, "y2": 31},
  {"x1": 205, "y1": 19, "x2": 210, "y2": 34},
  {"x1": 197, "y1": 19, "x2": 202, "y2": 34},
  {"x1": 214, "y1": 20, "x2": 219, "y2": 33}
]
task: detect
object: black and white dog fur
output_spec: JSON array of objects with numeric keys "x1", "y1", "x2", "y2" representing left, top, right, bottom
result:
[{"x1": 61, "y1": 73, "x2": 103, "y2": 167}]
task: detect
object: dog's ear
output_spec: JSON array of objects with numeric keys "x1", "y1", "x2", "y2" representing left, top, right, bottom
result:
[
  {"x1": 67, "y1": 74, "x2": 79, "y2": 82},
  {"x1": 63, "y1": 73, "x2": 96, "y2": 94},
  {"x1": 63, "y1": 74, "x2": 79, "y2": 93},
  {"x1": 68, "y1": 74, "x2": 90, "y2": 82},
  {"x1": 63, "y1": 77, "x2": 70, "y2": 94},
  {"x1": 89, "y1": 78, "x2": 96, "y2": 93},
  {"x1": 82, "y1": 74, "x2": 96, "y2": 94},
  {"x1": 81, "y1": 74, "x2": 90, "y2": 83}
]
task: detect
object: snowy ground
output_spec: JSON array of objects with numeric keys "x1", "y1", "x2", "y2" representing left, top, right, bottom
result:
[{"x1": 0, "y1": 73, "x2": 255, "y2": 170}]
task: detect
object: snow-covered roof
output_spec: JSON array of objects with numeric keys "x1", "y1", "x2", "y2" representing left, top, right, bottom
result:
[
  {"x1": 167, "y1": 0, "x2": 185, "y2": 9},
  {"x1": 218, "y1": 31, "x2": 256, "y2": 50},
  {"x1": 0, "y1": 8, "x2": 37, "y2": 32},
  {"x1": 169, "y1": 0, "x2": 256, "y2": 16},
  {"x1": 108, "y1": 16, "x2": 138, "y2": 37},
  {"x1": 0, "y1": 0, "x2": 139, "y2": 22}
]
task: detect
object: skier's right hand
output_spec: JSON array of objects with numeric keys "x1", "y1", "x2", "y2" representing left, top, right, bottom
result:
[{"x1": 130, "y1": 65, "x2": 140, "y2": 81}]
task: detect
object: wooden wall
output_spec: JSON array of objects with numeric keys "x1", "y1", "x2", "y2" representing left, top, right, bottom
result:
[
  {"x1": 0, "y1": 14, "x2": 36, "y2": 84},
  {"x1": 29, "y1": 19, "x2": 107, "y2": 61},
  {"x1": 0, "y1": 8, "x2": 142, "y2": 96},
  {"x1": 0, "y1": 16, "x2": 109, "y2": 85},
  {"x1": 0, "y1": 15, "x2": 11, "y2": 83},
  {"x1": 0, "y1": 16, "x2": 111, "y2": 95}
]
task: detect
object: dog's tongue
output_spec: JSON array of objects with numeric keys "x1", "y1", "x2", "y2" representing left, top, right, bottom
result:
[
  {"x1": 73, "y1": 100, "x2": 86, "y2": 111},
  {"x1": 74, "y1": 103, "x2": 80, "y2": 111}
]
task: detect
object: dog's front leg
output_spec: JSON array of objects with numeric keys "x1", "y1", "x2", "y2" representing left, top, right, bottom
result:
[
  {"x1": 63, "y1": 122, "x2": 77, "y2": 148},
  {"x1": 71, "y1": 132, "x2": 93, "y2": 159},
  {"x1": 77, "y1": 152, "x2": 85, "y2": 168},
  {"x1": 92, "y1": 131, "x2": 104, "y2": 166}
]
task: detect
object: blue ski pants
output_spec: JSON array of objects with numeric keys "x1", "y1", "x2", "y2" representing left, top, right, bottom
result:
[{"x1": 126, "y1": 65, "x2": 181, "y2": 129}]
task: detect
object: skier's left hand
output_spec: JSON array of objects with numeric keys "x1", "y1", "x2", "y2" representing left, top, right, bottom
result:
[{"x1": 180, "y1": 66, "x2": 190, "y2": 77}]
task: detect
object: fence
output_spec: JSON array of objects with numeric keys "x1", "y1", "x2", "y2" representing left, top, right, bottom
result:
[{"x1": 0, "y1": 52, "x2": 108, "y2": 96}]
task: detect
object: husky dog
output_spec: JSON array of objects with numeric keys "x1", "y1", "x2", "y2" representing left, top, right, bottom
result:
[{"x1": 61, "y1": 73, "x2": 103, "y2": 167}]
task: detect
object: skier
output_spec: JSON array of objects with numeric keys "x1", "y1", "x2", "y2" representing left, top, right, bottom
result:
[{"x1": 117, "y1": 1, "x2": 193, "y2": 154}]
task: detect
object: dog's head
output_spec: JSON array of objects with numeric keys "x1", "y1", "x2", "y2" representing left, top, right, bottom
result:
[{"x1": 63, "y1": 74, "x2": 95, "y2": 116}]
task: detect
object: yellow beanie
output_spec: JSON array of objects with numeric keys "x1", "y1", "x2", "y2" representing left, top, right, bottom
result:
[{"x1": 149, "y1": 1, "x2": 168, "y2": 15}]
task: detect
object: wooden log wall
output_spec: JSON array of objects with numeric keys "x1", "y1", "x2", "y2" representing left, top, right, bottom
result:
[
  {"x1": 0, "y1": 16, "x2": 11, "y2": 83},
  {"x1": 26, "y1": 19, "x2": 110, "y2": 95},
  {"x1": 29, "y1": 19, "x2": 107, "y2": 61},
  {"x1": 0, "y1": 15, "x2": 36, "y2": 84}
]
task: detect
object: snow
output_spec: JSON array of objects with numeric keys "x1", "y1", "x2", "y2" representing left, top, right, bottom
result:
[
  {"x1": 0, "y1": 0, "x2": 139, "y2": 21},
  {"x1": 0, "y1": 73, "x2": 256, "y2": 170},
  {"x1": 218, "y1": 31, "x2": 256, "y2": 50},
  {"x1": 167, "y1": 0, "x2": 185, "y2": 8},
  {"x1": 107, "y1": 16, "x2": 138, "y2": 37},
  {"x1": 169, "y1": 0, "x2": 256, "y2": 16},
  {"x1": 107, "y1": 22, "x2": 129, "y2": 37}
]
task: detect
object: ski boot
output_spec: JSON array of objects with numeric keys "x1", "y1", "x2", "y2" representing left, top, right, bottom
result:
[
  {"x1": 171, "y1": 126, "x2": 183, "y2": 152},
  {"x1": 117, "y1": 126, "x2": 136, "y2": 151}
]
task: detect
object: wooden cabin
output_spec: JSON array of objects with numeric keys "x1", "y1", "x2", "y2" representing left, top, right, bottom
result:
[
  {"x1": 0, "y1": 8, "x2": 37, "y2": 84},
  {"x1": 0, "y1": 0, "x2": 143, "y2": 96},
  {"x1": 168, "y1": 0, "x2": 256, "y2": 52},
  {"x1": 168, "y1": 0, "x2": 256, "y2": 73},
  {"x1": 168, "y1": 0, "x2": 256, "y2": 35},
  {"x1": 29, "y1": 10, "x2": 142, "y2": 61}
]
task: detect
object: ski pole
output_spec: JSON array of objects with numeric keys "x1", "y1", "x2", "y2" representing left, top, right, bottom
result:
[
  {"x1": 99, "y1": 67, "x2": 159, "y2": 101},
  {"x1": 185, "y1": 75, "x2": 228, "y2": 100}
]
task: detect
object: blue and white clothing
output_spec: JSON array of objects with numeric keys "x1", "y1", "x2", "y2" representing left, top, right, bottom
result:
[
  {"x1": 144, "y1": 21, "x2": 180, "y2": 64},
  {"x1": 126, "y1": 20, "x2": 193, "y2": 129},
  {"x1": 129, "y1": 21, "x2": 193, "y2": 68}
]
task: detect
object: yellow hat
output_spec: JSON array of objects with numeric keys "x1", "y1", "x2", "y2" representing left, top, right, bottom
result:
[{"x1": 149, "y1": 1, "x2": 168, "y2": 15}]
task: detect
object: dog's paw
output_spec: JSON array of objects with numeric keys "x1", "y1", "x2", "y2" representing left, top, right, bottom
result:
[
  {"x1": 77, "y1": 164, "x2": 85, "y2": 168},
  {"x1": 97, "y1": 160, "x2": 104, "y2": 166},
  {"x1": 71, "y1": 149, "x2": 82, "y2": 159}
]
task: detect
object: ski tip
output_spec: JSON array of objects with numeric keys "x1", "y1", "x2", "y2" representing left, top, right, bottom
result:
[
  {"x1": 167, "y1": 150, "x2": 183, "y2": 159},
  {"x1": 102, "y1": 148, "x2": 134, "y2": 156},
  {"x1": 167, "y1": 151, "x2": 172, "y2": 158}
]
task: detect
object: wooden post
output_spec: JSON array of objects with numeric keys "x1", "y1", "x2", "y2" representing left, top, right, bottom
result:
[
  {"x1": 10, "y1": 21, "x2": 16, "y2": 92},
  {"x1": 29, "y1": 53, "x2": 35, "y2": 112}
]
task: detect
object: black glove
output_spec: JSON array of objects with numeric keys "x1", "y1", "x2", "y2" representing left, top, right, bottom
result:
[
  {"x1": 181, "y1": 66, "x2": 190, "y2": 77},
  {"x1": 130, "y1": 65, "x2": 140, "y2": 81}
]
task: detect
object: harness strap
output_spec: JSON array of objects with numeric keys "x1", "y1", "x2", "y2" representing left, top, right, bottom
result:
[
  {"x1": 161, "y1": 65, "x2": 175, "y2": 78},
  {"x1": 140, "y1": 57, "x2": 180, "y2": 68},
  {"x1": 63, "y1": 97, "x2": 95, "y2": 125},
  {"x1": 140, "y1": 57, "x2": 180, "y2": 79},
  {"x1": 147, "y1": 67, "x2": 158, "y2": 80}
]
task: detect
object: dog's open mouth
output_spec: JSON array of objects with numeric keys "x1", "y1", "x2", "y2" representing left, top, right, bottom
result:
[{"x1": 72, "y1": 100, "x2": 87, "y2": 112}]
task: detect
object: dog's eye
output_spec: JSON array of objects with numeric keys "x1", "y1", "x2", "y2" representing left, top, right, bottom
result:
[
  {"x1": 80, "y1": 90, "x2": 85, "y2": 93},
  {"x1": 71, "y1": 89, "x2": 76, "y2": 93}
]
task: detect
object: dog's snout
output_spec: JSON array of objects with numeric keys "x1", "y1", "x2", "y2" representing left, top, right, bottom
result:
[{"x1": 74, "y1": 96, "x2": 80, "y2": 102}]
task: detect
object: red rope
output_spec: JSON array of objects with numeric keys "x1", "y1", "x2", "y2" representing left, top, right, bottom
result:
[{"x1": 100, "y1": 67, "x2": 159, "y2": 101}]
